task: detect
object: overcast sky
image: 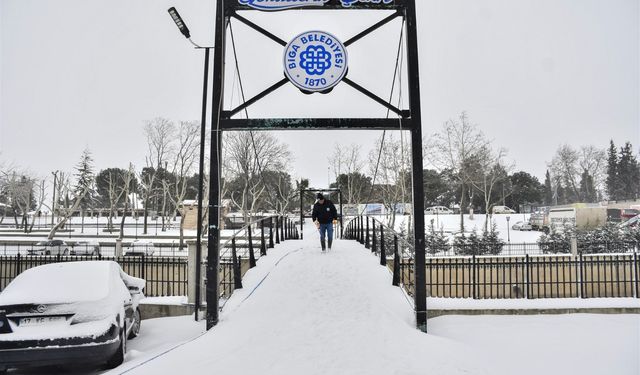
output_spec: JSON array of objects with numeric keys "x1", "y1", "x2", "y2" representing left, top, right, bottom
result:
[{"x1": 1, "y1": 0, "x2": 638, "y2": 188}]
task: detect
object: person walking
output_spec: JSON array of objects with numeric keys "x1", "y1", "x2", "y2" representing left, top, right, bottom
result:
[{"x1": 311, "y1": 193, "x2": 338, "y2": 251}]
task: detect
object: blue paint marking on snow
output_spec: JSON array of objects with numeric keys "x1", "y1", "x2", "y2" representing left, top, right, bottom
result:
[{"x1": 239, "y1": 248, "x2": 303, "y2": 305}]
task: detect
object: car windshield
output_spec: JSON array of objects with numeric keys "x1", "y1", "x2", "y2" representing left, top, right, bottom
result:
[{"x1": 35, "y1": 241, "x2": 49, "y2": 246}]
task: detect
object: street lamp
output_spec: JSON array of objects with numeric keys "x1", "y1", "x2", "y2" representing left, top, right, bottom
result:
[{"x1": 167, "y1": 7, "x2": 213, "y2": 323}]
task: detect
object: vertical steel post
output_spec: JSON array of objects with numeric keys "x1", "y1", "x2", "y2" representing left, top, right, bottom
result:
[
  {"x1": 339, "y1": 190, "x2": 344, "y2": 238},
  {"x1": 206, "y1": 0, "x2": 226, "y2": 330},
  {"x1": 300, "y1": 189, "x2": 304, "y2": 240},
  {"x1": 260, "y1": 220, "x2": 266, "y2": 256},
  {"x1": 393, "y1": 235, "x2": 400, "y2": 286},
  {"x1": 380, "y1": 224, "x2": 386, "y2": 266},
  {"x1": 269, "y1": 217, "x2": 274, "y2": 248},
  {"x1": 372, "y1": 220, "x2": 376, "y2": 253},
  {"x1": 194, "y1": 46, "x2": 210, "y2": 322},
  {"x1": 248, "y1": 225, "x2": 256, "y2": 268},
  {"x1": 365, "y1": 216, "x2": 370, "y2": 249},
  {"x1": 405, "y1": 0, "x2": 427, "y2": 332},
  {"x1": 275, "y1": 216, "x2": 280, "y2": 244},
  {"x1": 231, "y1": 238, "x2": 242, "y2": 289}
]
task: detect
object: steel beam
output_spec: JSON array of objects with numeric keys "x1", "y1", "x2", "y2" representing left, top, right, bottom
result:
[{"x1": 219, "y1": 117, "x2": 413, "y2": 131}]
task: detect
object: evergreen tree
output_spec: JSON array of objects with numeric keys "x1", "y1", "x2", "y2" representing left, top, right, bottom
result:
[
  {"x1": 579, "y1": 169, "x2": 597, "y2": 203},
  {"x1": 618, "y1": 142, "x2": 639, "y2": 200},
  {"x1": 74, "y1": 149, "x2": 96, "y2": 210},
  {"x1": 425, "y1": 219, "x2": 449, "y2": 254},
  {"x1": 606, "y1": 140, "x2": 619, "y2": 200},
  {"x1": 544, "y1": 170, "x2": 553, "y2": 206}
]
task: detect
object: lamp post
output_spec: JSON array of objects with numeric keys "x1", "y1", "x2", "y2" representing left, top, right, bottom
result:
[
  {"x1": 168, "y1": 7, "x2": 213, "y2": 322},
  {"x1": 506, "y1": 216, "x2": 511, "y2": 243}
]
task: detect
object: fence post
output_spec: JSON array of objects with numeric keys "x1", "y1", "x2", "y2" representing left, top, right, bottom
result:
[
  {"x1": 371, "y1": 221, "x2": 377, "y2": 253},
  {"x1": 141, "y1": 254, "x2": 146, "y2": 281},
  {"x1": 525, "y1": 254, "x2": 530, "y2": 299},
  {"x1": 275, "y1": 216, "x2": 280, "y2": 244},
  {"x1": 472, "y1": 255, "x2": 477, "y2": 299},
  {"x1": 392, "y1": 235, "x2": 400, "y2": 286},
  {"x1": 260, "y1": 220, "x2": 267, "y2": 256},
  {"x1": 247, "y1": 225, "x2": 256, "y2": 268},
  {"x1": 15, "y1": 253, "x2": 21, "y2": 276},
  {"x1": 634, "y1": 251, "x2": 638, "y2": 299},
  {"x1": 365, "y1": 217, "x2": 370, "y2": 249},
  {"x1": 380, "y1": 224, "x2": 385, "y2": 266},
  {"x1": 269, "y1": 217, "x2": 274, "y2": 249},
  {"x1": 579, "y1": 252, "x2": 584, "y2": 299},
  {"x1": 231, "y1": 238, "x2": 242, "y2": 289}
]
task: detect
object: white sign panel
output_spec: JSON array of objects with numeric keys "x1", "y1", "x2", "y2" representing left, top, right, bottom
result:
[{"x1": 283, "y1": 31, "x2": 348, "y2": 93}]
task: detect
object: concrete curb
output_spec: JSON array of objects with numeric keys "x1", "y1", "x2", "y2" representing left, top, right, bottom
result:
[{"x1": 427, "y1": 307, "x2": 640, "y2": 319}]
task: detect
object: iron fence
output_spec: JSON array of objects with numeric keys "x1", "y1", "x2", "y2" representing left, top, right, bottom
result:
[
  {"x1": 345, "y1": 215, "x2": 640, "y2": 300},
  {"x1": 0, "y1": 254, "x2": 188, "y2": 297}
]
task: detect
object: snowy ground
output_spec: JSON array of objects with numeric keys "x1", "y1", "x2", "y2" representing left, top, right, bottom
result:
[{"x1": 80, "y1": 222, "x2": 637, "y2": 375}]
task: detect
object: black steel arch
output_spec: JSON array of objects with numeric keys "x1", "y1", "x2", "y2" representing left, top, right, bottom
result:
[{"x1": 207, "y1": 0, "x2": 427, "y2": 332}]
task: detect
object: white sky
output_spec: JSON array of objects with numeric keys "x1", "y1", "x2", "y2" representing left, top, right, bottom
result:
[{"x1": 1, "y1": 0, "x2": 638, "y2": 188}]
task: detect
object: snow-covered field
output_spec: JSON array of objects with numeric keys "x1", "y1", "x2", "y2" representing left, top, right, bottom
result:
[{"x1": 73, "y1": 223, "x2": 638, "y2": 375}]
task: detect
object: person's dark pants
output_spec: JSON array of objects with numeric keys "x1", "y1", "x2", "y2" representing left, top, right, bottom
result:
[{"x1": 319, "y1": 223, "x2": 333, "y2": 250}]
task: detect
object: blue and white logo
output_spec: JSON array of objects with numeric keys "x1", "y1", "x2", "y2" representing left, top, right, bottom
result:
[
  {"x1": 284, "y1": 31, "x2": 348, "y2": 92},
  {"x1": 238, "y1": 0, "x2": 329, "y2": 11},
  {"x1": 238, "y1": 0, "x2": 394, "y2": 10}
]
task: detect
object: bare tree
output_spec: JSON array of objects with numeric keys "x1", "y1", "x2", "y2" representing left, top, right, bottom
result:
[
  {"x1": 118, "y1": 164, "x2": 136, "y2": 241},
  {"x1": 467, "y1": 146, "x2": 513, "y2": 231},
  {"x1": 28, "y1": 178, "x2": 48, "y2": 233},
  {"x1": 368, "y1": 133, "x2": 410, "y2": 228},
  {"x1": 426, "y1": 112, "x2": 491, "y2": 232},
  {"x1": 140, "y1": 118, "x2": 175, "y2": 234},
  {"x1": 2, "y1": 171, "x2": 35, "y2": 231},
  {"x1": 164, "y1": 121, "x2": 200, "y2": 248},
  {"x1": 223, "y1": 132, "x2": 291, "y2": 222},
  {"x1": 329, "y1": 144, "x2": 368, "y2": 205},
  {"x1": 549, "y1": 144, "x2": 606, "y2": 203}
]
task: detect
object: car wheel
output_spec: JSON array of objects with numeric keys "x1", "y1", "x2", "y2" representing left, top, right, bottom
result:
[
  {"x1": 63, "y1": 249, "x2": 69, "y2": 255},
  {"x1": 128, "y1": 309, "x2": 141, "y2": 339},
  {"x1": 105, "y1": 323, "x2": 126, "y2": 369},
  {"x1": 45, "y1": 250, "x2": 50, "y2": 255}
]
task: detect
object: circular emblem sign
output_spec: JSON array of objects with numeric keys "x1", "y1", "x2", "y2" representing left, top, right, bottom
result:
[{"x1": 284, "y1": 31, "x2": 348, "y2": 93}]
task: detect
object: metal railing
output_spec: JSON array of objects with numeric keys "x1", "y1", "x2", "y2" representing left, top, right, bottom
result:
[
  {"x1": 344, "y1": 215, "x2": 640, "y2": 300},
  {"x1": 205, "y1": 215, "x2": 300, "y2": 302},
  {"x1": 0, "y1": 254, "x2": 188, "y2": 297}
]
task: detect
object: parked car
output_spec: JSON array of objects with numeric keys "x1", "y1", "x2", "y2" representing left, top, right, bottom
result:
[
  {"x1": 124, "y1": 240, "x2": 156, "y2": 256},
  {"x1": 511, "y1": 221, "x2": 533, "y2": 231},
  {"x1": 492, "y1": 205, "x2": 516, "y2": 214},
  {"x1": 0, "y1": 261, "x2": 145, "y2": 373},
  {"x1": 425, "y1": 206, "x2": 453, "y2": 215},
  {"x1": 71, "y1": 240, "x2": 101, "y2": 256},
  {"x1": 27, "y1": 240, "x2": 69, "y2": 256}
]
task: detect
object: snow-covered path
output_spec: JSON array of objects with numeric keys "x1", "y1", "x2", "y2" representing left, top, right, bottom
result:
[
  {"x1": 105, "y1": 222, "x2": 639, "y2": 375},
  {"x1": 113, "y1": 224, "x2": 498, "y2": 375}
]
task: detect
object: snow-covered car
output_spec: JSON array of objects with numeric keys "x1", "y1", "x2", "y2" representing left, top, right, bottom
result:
[
  {"x1": 124, "y1": 240, "x2": 156, "y2": 256},
  {"x1": 425, "y1": 206, "x2": 453, "y2": 215},
  {"x1": 71, "y1": 240, "x2": 101, "y2": 256},
  {"x1": 0, "y1": 261, "x2": 144, "y2": 373},
  {"x1": 511, "y1": 221, "x2": 532, "y2": 231},
  {"x1": 492, "y1": 205, "x2": 516, "y2": 214},
  {"x1": 27, "y1": 240, "x2": 69, "y2": 256}
]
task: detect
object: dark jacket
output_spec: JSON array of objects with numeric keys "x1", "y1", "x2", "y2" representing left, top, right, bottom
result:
[{"x1": 312, "y1": 200, "x2": 338, "y2": 224}]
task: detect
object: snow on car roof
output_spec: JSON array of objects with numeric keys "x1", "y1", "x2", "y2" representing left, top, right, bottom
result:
[{"x1": 0, "y1": 261, "x2": 121, "y2": 305}]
